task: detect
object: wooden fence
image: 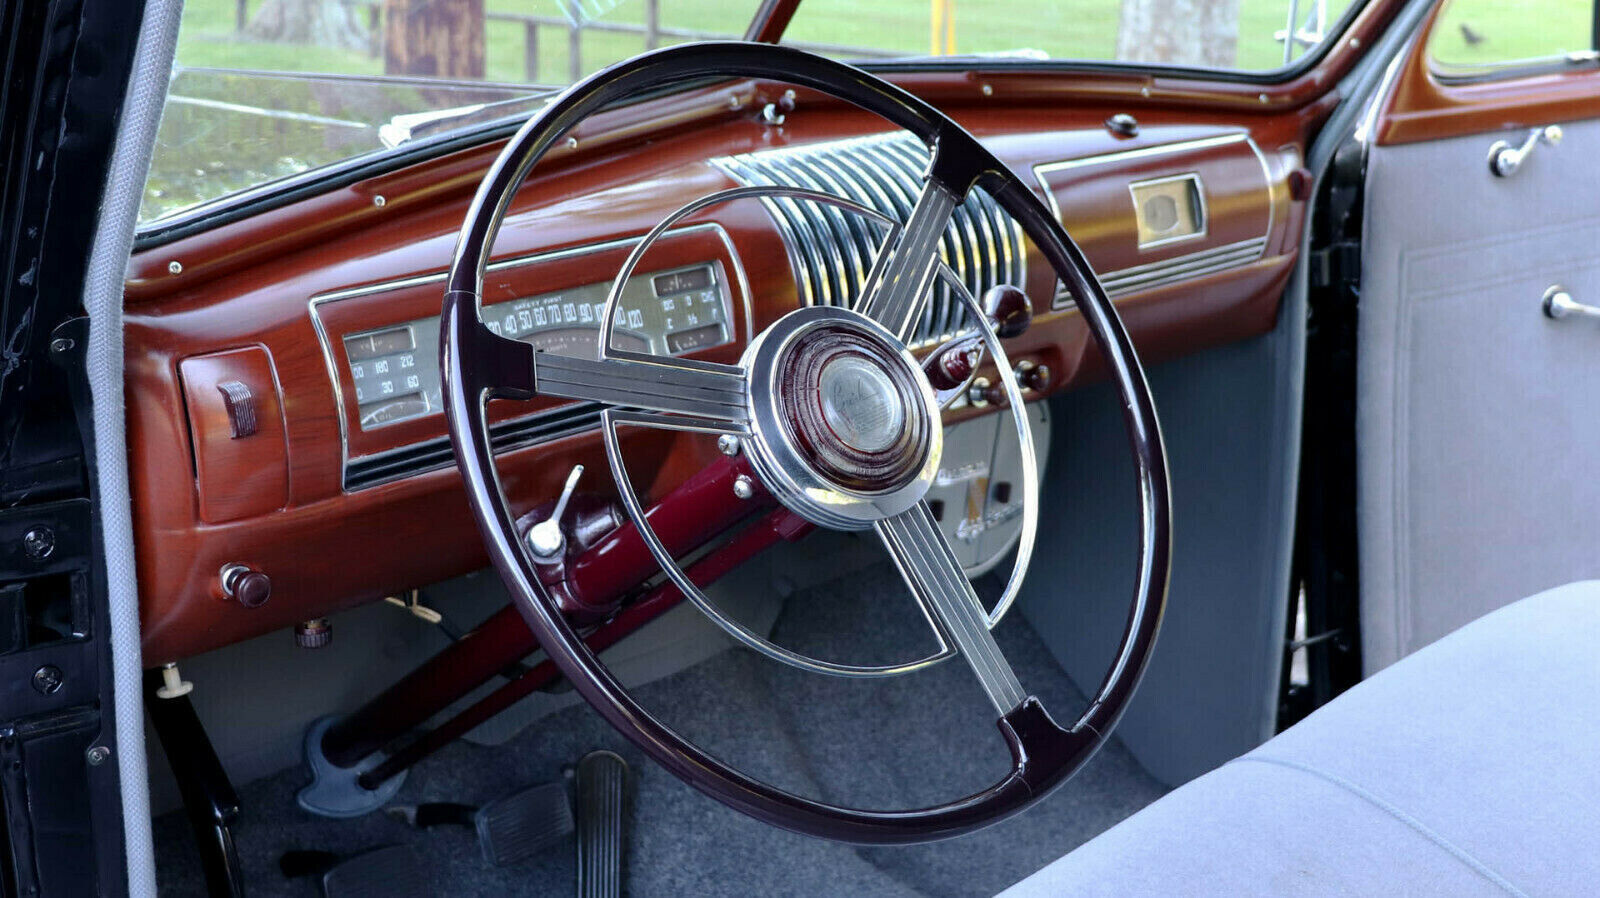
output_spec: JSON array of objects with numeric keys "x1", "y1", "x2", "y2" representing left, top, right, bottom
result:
[{"x1": 235, "y1": 1, "x2": 893, "y2": 84}]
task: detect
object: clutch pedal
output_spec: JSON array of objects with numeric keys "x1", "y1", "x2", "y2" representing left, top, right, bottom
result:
[{"x1": 576, "y1": 751, "x2": 629, "y2": 898}]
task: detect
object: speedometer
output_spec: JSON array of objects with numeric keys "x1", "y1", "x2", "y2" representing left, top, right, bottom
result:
[
  {"x1": 340, "y1": 261, "x2": 734, "y2": 431},
  {"x1": 524, "y1": 326, "x2": 649, "y2": 356}
]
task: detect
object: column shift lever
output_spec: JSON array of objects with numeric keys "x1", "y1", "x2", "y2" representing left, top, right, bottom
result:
[{"x1": 527, "y1": 465, "x2": 584, "y2": 560}]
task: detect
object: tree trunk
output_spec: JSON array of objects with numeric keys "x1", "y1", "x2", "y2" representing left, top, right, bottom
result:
[
  {"x1": 1116, "y1": 0, "x2": 1241, "y2": 69},
  {"x1": 383, "y1": 0, "x2": 486, "y2": 79},
  {"x1": 246, "y1": 0, "x2": 371, "y2": 51}
]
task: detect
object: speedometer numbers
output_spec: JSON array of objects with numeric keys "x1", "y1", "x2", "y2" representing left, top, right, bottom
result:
[{"x1": 342, "y1": 262, "x2": 732, "y2": 431}]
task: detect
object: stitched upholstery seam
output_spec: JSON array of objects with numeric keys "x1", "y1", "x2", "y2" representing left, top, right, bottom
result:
[{"x1": 1234, "y1": 755, "x2": 1527, "y2": 897}]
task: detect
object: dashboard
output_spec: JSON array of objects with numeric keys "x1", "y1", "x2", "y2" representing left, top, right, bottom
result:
[{"x1": 124, "y1": 79, "x2": 1308, "y2": 663}]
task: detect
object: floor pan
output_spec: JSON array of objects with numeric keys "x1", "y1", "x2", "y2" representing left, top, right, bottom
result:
[{"x1": 152, "y1": 565, "x2": 1167, "y2": 896}]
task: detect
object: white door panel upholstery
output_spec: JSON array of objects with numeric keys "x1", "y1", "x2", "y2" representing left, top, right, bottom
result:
[{"x1": 1358, "y1": 119, "x2": 1600, "y2": 671}]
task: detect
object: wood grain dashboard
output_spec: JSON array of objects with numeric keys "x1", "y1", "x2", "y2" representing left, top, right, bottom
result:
[{"x1": 126, "y1": 85, "x2": 1311, "y2": 664}]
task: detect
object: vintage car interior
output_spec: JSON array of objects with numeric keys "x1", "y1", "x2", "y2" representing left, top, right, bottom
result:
[{"x1": 2, "y1": 0, "x2": 1598, "y2": 894}]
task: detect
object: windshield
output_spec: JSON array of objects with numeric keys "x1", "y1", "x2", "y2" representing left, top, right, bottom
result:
[
  {"x1": 140, "y1": 0, "x2": 1361, "y2": 228},
  {"x1": 785, "y1": 0, "x2": 1359, "y2": 70}
]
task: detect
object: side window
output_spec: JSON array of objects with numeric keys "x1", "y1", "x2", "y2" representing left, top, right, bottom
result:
[{"x1": 1429, "y1": 0, "x2": 1599, "y2": 77}]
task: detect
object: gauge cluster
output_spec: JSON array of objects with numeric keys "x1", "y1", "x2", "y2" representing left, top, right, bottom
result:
[{"x1": 340, "y1": 262, "x2": 732, "y2": 431}]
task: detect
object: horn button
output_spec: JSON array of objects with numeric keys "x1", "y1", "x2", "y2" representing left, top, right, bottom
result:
[{"x1": 776, "y1": 325, "x2": 932, "y2": 494}]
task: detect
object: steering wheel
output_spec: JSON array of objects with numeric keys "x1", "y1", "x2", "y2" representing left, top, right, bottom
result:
[{"x1": 442, "y1": 42, "x2": 1170, "y2": 844}]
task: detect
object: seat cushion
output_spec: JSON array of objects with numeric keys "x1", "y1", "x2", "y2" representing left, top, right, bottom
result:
[{"x1": 1001, "y1": 580, "x2": 1600, "y2": 897}]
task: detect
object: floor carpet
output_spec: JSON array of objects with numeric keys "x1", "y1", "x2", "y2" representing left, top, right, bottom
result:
[{"x1": 152, "y1": 565, "x2": 1167, "y2": 896}]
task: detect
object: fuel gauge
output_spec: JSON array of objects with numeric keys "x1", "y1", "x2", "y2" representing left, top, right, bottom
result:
[{"x1": 359, "y1": 392, "x2": 430, "y2": 428}]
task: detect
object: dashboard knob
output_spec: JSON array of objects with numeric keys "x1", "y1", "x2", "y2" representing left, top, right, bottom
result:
[
  {"x1": 294, "y1": 618, "x2": 331, "y2": 649},
  {"x1": 982, "y1": 285, "x2": 1032, "y2": 338},
  {"x1": 219, "y1": 563, "x2": 271, "y2": 608},
  {"x1": 967, "y1": 375, "x2": 995, "y2": 408},
  {"x1": 923, "y1": 339, "x2": 980, "y2": 391},
  {"x1": 1015, "y1": 360, "x2": 1051, "y2": 392}
]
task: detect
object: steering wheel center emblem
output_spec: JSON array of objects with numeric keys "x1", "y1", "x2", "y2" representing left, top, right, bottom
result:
[
  {"x1": 818, "y1": 355, "x2": 905, "y2": 453},
  {"x1": 739, "y1": 305, "x2": 944, "y2": 530}
]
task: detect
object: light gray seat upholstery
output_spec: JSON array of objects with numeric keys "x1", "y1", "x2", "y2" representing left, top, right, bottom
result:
[{"x1": 1001, "y1": 580, "x2": 1600, "y2": 897}]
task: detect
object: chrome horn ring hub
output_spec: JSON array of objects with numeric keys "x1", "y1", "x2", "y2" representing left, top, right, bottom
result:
[{"x1": 742, "y1": 305, "x2": 943, "y2": 531}]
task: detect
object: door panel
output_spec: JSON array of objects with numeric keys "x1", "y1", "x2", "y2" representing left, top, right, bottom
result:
[{"x1": 1359, "y1": 71, "x2": 1600, "y2": 670}]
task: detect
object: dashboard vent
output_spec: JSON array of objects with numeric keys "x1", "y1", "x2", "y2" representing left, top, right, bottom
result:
[
  {"x1": 344, "y1": 402, "x2": 604, "y2": 491},
  {"x1": 715, "y1": 133, "x2": 1027, "y2": 347}
]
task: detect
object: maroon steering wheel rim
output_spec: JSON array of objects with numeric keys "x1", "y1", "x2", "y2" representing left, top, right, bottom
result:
[{"x1": 441, "y1": 41, "x2": 1171, "y2": 844}]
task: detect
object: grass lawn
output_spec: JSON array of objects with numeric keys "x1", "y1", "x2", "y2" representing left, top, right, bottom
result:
[
  {"x1": 177, "y1": 0, "x2": 1373, "y2": 84},
  {"x1": 1431, "y1": 0, "x2": 1593, "y2": 68}
]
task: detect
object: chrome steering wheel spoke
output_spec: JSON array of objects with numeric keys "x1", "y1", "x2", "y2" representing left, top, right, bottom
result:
[
  {"x1": 877, "y1": 501, "x2": 1027, "y2": 715},
  {"x1": 855, "y1": 175, "x2": 962, "y2": 344},
  {"x1": 532, "y1": 351, "x2": 749, "y2": 425}
]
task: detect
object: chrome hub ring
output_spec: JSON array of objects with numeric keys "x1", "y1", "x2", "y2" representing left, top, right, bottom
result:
[{"x1": 742, "y1": 305, "x2": 943, "y2": 531}]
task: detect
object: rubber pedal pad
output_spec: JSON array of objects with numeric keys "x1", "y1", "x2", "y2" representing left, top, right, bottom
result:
[
  {"x1": 475, "y1": 780, "x2": 575, "y2": 866},
  {"x1": 575, "y1": 751, "x2": 629, "y2": 898},
  {"x1": 320, "y1": 844, "x2": 429, "y2": 898}
]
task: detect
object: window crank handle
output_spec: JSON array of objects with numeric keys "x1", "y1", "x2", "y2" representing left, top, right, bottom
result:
[
  {"x1": 1489, "y1": 125, "x2": 1562, "y2": 178},
  {"x1": 1542, "y1": 286, "x2": 1600, "y2": 322}
]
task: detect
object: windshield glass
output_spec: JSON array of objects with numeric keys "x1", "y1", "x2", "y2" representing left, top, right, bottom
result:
[
  {"x1": 786, "y1": 0, "x2": 1359, "y2": 70},
  {"x1": 141, "y1": 0, "x2": 1361, "y2": 228},
  {"x1": 141, "y1": 0, "x2": 765, "y2": 226}
]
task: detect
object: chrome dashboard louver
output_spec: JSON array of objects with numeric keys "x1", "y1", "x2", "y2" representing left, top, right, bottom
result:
[{"x1": 714, "y1": 133, "x2": 1027, "y2": 347}]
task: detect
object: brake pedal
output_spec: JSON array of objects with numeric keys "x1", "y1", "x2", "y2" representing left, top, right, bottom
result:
[
  {"x1": 476, "y1": 781, "x2": 574, "y2": 866},
  {"x1": 318, "y1": 844, "x2": 429, "y2": 898},
  {"x1": 387, "y1": 781, "x2": 574, "y2": 866},
  {"x1": 576, "y1": 751, "x2": 629, "y2": 898}
]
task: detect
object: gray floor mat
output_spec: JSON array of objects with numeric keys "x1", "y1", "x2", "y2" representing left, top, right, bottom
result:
[{"x1": 152, "y1": 566, "x2": 1167, "y2": 896}]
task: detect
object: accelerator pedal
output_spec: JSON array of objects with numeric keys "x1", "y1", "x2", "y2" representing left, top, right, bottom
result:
[
  {"x1": 386, "y1": 781, "x2": 574, "y2": 866},
  {"x1": 576, "y1": 751, "x2": 629, "y2": 898}
]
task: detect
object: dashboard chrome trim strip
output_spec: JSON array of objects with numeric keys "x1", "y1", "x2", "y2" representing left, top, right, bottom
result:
[
  {"x1": 308, "y1": 222, "x2": 752, "y2": 492},
  {"x1": 1085, "y1": 237, "x2": 1270, "y2": 304}
]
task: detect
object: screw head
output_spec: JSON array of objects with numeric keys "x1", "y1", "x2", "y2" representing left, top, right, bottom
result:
[
  {"x1": 716, "y1": 434, "x2": 741, "y2": 456},
  {"x1": 31, "y1": 665, "x2": 63, "y2": 695},
  {"x1": 22, "y1": 527, "x2": 55, "y2": 561},
  {"x1": 732, "y1": 475, "x2": 755, "y2": 500},
  {"x1": 86, "y1": 745, "x2": 110, "y2": 766},
  {"x1": 372, "y1": 194, "x2": 386, "y2": 207},
  {"x1": 49, "y1": 337, "x2": 74, "y2": 355},
  {"x1": 167, "y1": 260, "x2": 183, "y2": 275}
]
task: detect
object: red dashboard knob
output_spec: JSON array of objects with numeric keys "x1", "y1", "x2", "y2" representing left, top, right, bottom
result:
[
  {"x1": 982, "y1": 285, "x2": 1032, "y2": 339},
  {"x1": 220, "y1": 563, "x2": 272, "y2": 608}
]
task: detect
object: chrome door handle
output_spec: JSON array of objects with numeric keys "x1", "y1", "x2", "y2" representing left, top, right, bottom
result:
[
  {"x1": 1542, "y1": 285, "x2": 1600, "y2": 321},
  {"x1": 1489, "y1": 125, "x2": 1562, "y2": 177}
]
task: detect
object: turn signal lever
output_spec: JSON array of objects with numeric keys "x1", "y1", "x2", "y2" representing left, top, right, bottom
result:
[
  {"x1": 526, "y1": 465, "x2": 585, "y2": 561},
  {"x1": 923, "y1": 284, "x2": 1033, "y2": 402}
]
